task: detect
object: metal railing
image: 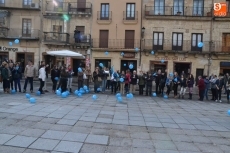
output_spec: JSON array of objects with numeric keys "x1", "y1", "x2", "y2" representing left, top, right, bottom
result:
[
  {"x1": 145, "y1": 6, "x2": 212, "y2": 17},
  {"x1": 68, "y1": 2, "x2": 92, "y2": 15},
  {"x1": 0, "y1": 0, "x2": 40, "y2": 9},
  {"x1": 144, "y1": 39, "x2": 229, "y2": 52},
  {"x1": 69, "y1": 33, "x2": 91, "y2": 45},
  {"x1": 123, "y1": 11, "x2": 138, "y2": 20},
  {"x1": 45, "y1": 1, "x2": 68, "y2": 13},
  {"x1": 92, "y1": 39, "x2": 140, "y2": 49},
  {"x1": 97, "y1": 11, "x2": 112, "y2": 20},
  {"x1": 43, "y1": 32, "x2": 69, "y2": 43},
  {"x1": 0, "y1": 28, "x2": 39, "y2": 39}
]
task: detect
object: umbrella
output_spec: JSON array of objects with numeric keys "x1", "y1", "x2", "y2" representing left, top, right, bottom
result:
[{"x1": 47, "y1": 50, "x2": 85, "y2": 59}]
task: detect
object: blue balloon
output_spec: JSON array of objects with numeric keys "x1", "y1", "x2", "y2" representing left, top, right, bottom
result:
[
  {"x1": 164, "y1": 95, "x2": 168, "y2": 99},
  {"x1": 29, "y1": 97, "x2": 36, "y2": 103},
  {"x1": 56, "y1": 90, "x2": 61, "y2": 96},
  {"x1": 129, "y1": 93, "x2": 134, "y2": 99},
  {"x1": 135, "y1": 48, "x2": 139, "y2": 52},
  {"x1": 117, "y1": 97, "x2": 122, "y2": 103},
  {"x1": 58, "y1": 88, "x2": 62, "y2": 92},
  {"x1": 74, "y1": 90, "x2": 79, "y2": 96},
  {"x1": 83, "y1": 85, "x2": 88, "y2": 90},
  {"x1": 198, "y1": 42, "x2": 203, "y2": 48},
  {"x1": 99, "y1": 63, "x2": 104, "y2": 67},
  {"x1": 174, "y1": 78, "x2": 178, "y2": 82},
  {"x1": 161, "y1": 59, "x2": 165, "y2": 63},
  {"x1": 116, "y1": 93, "x2": 121, "y2": 97},
  {"x1": 86, "y1": 89, "x2": 89, "y2": 93},
  {"x1": 66, "y1": 91, "x2": 70, "y2": 95},
  {"x1": 228, "y1": 110, "x2": 230, "y2": 116},
  {"x1": 78, "y1": 67, "x2": 82, "y2": 72},
  {"x1": 151, "y1": 51, "x2": 155, "y2": 55},
  {"x1": 9, "y1": 42, "x2": 13, "y2": 46},
  {"x1": 120, "y1": 78, "x2": 124, "y2": 82},
  {"x1": 153, "y1": 93, "x2": 157, "y2": 97},
  {"x1": 61, "y1": 92, "x2": 67, "y2": 98},
  {"x1": 55, "y1": 77, "x2": 59, "y2": 81},
  {"x1": 11, "y1": 90, "x2": 16, "y2": 94},
  {"x1": 14, "y1": 39, "x2": 19, "y2": 44},
  {"x1": 169, "y1": 72, "x2": 173, "y2": 77},
  {"x1": 129, "y1": 64, "x2": 134, "y2": 69},
  {"x1": 105, "y1": 51, "x2": 109, "y2": 55},
  {"x1": 123, "y1": 63, "x2": 126, "y2": 66},
  {"x1": 97, "y1": 88, "x2": 101, "y2": 92},
  {"x1": 92, "y1": 95, "x2": 97, "y2": 100},
  {"x1": 153, "y1": 73, "x2": 156, "y2": 76},
  {"x1": 36, "y1": 91, "x2": 41, "y2": 96},
  {"x1": 78, "y1": 93, "x2": 82, "y2": 97},
  {"x1": 121, "y1": 52, "x2": 124, "y2": 56},
  {"x1": 25, "y1": 93, "x2": 31, "y2": 99}
]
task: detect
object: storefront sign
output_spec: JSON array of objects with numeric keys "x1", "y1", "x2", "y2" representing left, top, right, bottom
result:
[
  {"x1": 220, "y1": 62, "x2": 230, "y2": 67},
  {"x1": 155, "y1": 57, "x2": 186, "y2": 61},
  {"x1": 123, "y1": 52, "x2": 135, "y2": 58},
  {"x1": 0, "y1": 46, "x2": 18, "y2": 52},
  {"x1": 214, "y1": 3, "x2": 227, "y2": 17}
]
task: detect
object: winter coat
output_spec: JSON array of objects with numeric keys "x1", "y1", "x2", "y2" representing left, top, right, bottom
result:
[
  {"x1": 180, "y1": 78, "x2": 187, "y2": 87},
  {"x1": 146, "y1": 76, "x2": 153, "y2": 86},
  {"x1": 204, "y1": 79, "x2": 210, "y2": 89},
  {"x1": 1, "y1": 67, "x2": 9, "y2": 80},
  {"x1": 210, "y1": 78, "x2": 217, "y2": 89},
  {"x1": 198, "y1": 78, "x2": 205, "y2": 90},
  {"x1": 187, "y1": 78, "x2": 194, "y2": 88},
  {"x1": 155, "y1": 74, "x2": 162, "y2": 84},
  {"x1": 125, "y1": 73, "x2": 130, "y2": 84},
  {"x1": 93, "y1": 71, "x2": 99, "y2": 82},
  {"x1": 38, "y1": 67, "x2": 46, "y2": 81},
  {"x1": 51, "y1": 69, "x2": 60, "y2": 80},
  {"x1": 138, "y1": 75, "x2": 146, "y2": 86},
  {"x1": 12, "y1": 67, "x2": 22, "y2": 80},
  {"x1": 215, "y1": 78, "x2": 224, "y2": 89},
  {"x1": 130, "y1": 74, "x2": 138, "y2": 85}
]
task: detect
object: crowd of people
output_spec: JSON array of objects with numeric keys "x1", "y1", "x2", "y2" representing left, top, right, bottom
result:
[{"x1": 0, "y1": 60, "x2": 230, "y2": 104}]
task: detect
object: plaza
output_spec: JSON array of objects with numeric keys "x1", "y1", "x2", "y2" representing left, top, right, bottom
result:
[{"x1": 0, "y1": 83, "x2": 230, "y2": 153}]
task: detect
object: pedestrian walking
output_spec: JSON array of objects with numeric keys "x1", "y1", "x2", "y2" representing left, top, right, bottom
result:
[
  {"x1": 1, "y1": 62, "x2": 10, "y2": 93},
  {"x1": 93, "y1": 67, "x2": 100, "y2": 93},
  {"x1": 226, "y1": 74, "x2": 230, "y2": 104}
]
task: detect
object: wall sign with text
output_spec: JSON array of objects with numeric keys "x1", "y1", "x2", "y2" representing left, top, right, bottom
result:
[
  {"x1": 0, "y1": 46, "x2": 18, "y2": 52},
  {"x1": 214, "y1": 3, "x2": 227, "y2": 17}
]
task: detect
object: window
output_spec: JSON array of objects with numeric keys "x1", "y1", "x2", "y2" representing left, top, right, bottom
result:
[
  {"x1": 154, "y1": 0, "x2": 165, "y2": 15},
  {"x1": 173, "y1": 0, "x2": 184, "y2": 15},
  {"x1": 22, "y1": 19, "x2": 31, "y2": 37},
  {"x1": 53, "y1": 25, "x2": 62, "y2": 40},
  {"x1": 227, "y1": 0, "x2": 230, "y2": 16},
  {"x1": 172, "y1": 33, "x2": 183, "y2": 50},
  {"x1": 125, "y1": 30, "x2": 135, "y2": 48},
  {"x1": 99, "y1": 30, "x2": 109, "y2": 48},
  {"x1": 126, "y1": 3, "x2": 135, "y2": 20},
  {"x1": 100, "y1": 3, "x2": 109, "y2": 20},
  {"x1": 191, "y1": 33, "x2": 203, "y2": 51},
  {"x1": 0, "y1": 0, "x2": 4, "y2": 4},
  {"x1": 193, "y1": 0, "x2": 204, "y2": 16},
  {"x1": 222, "y1": 33, "x2": 230, "y2": 52},
  {"x1": 153, "y1": 32, "x2": 164, "y2": 50},
  {"x1": 54, "y1": 0, "x2": 63, "y2": 11},
  {"x1": 23, "y1": 0, "x2": 32, "y2": 6}
]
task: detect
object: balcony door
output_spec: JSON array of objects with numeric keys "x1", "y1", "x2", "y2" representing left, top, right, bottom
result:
[
  {"x1": 100, "y1": 3, "x2": 109, "y2": 20},
  {"x1": 125, "y1": 30, "x2": 135, "y2": 49},
  {"x1": 153, "y1": 32, "x2": 164, "y2": 50},
  {"x1": 193, "y1": 0, "x2": 204, "y2": 16},
  {"x1": 172, "y1": 33, "x2": 183, "y2": 51},
  {"x1": 22, "y1": 19, "x2": 31, "y2": 37},
  {"x1": 99, "y1": 30, "x2": 108, "y2": 48},
  {"x1": 53, "y1": 25, "x2": 62, "y2": 41},
  {"x1": 77, "y1": 0, "x2": 86, "y2": 12},
  {"x1": 54, "y1": 0, "x2": 64, "y2": 11},
  {"x1": 173, "y1": 0, "x2": 184, "y2": 15},
  {"x1": 222, "y1": 33, "x2": 230, "y2": 52},
  {"x1": 23, "y1": 0, "x2": 32, "y2": 7},
  {"x1": 154, "y1": 0, "x2": 165, "y2": 15},
  {"x1": 126, "y1": 3, "x2": 135, "y2": 20},
  {"x1": 191, "y1": 33, "x2": 202, "y2": 51},
  {"x1": 0, "y1": 0, "x2": 5, "y2": 6}
]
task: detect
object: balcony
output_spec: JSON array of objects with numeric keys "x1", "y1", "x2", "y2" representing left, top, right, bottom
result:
[
  {"x1": 68, "y1": 2, "x2": 92, "y2": 16},
  {"x1": 0, "y1": 28, "x2": 39, "y2": 40},
  {"x1": 123, "y1": 11, "x2": 138, "y2": 24},
  {"x1": 92, "y1": 39, "x2": 140, "y2": 50},
  {"x1": 45, "y1": 1, "x2": 68, "y2": 15},
  {"x1": 0, "y1": 10, "x2": 10, "y2": 28},
  {"x1": 43, "y1": 32, "x2": 70, "y2": 44},
  {"x1": 145, "y1": 6, "x2": 212, "y2": 20},
  {"x1": 69, "y1": 33, "x2": 91, "y2": 48},
  {"x1": 0, "y1": 0, "x2": 40, "y2": 10},
  {"x1": 97, "y1": 11, "x2": 112, "y2": 24}
]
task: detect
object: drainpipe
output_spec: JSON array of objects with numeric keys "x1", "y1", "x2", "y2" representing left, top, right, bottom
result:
[
  {"x1": 39, "y1": 0, "x2": 43, "y2": 70},
  {"x1": 208, "y1": 0, "x2": 214, "y2": 76},
  {"x1": 139, "y1": 0, "x2": 143, "y2": 67}
]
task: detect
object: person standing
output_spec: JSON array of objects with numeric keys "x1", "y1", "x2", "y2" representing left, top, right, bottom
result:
[
  {"x1": 51, "y1": 65, "x2": 60, "y2": 93},
  {"x1": 93, "y1": 67, "x2": 100, "y2": 93},
  {"x1": 155, "y1": 69, "x2": 162, "y2": 95},
  {"x1": 124, "y1": 70, "x2": 130, "y2": 94},
  {"x1": 78, "y1": 69, "x2": 83, "y2": 90},
  {"x1": 101, "y1": 67, "x2": 109, "y2": 93},
  {"x1": 197, "y1": 76, "x2": 205, "y2": 101},
  {"x1": 67, "y1": 65, "x2": 74, "y2": 93},
  {"x1": 120, "y1": 70, "x2": 125, "y2": 95},
  {"x1": 9, "y1": 62, "x2": 14, "y2": 90},
  {"x1": 226, "y1": 74, "x2": 230, "y2": 104},
  {"x1": 138, "y1": 71, "x2": 145, "y2": 95},
  {"x1": 130, "y1": 70, "x2": 138, "y2": 94},
  {"x1": 116, "y1": 70, "x2": 121, "y2": 92},
  {"x1": 85, "y1": 66, "x2": 91, "y2": 88},
  {"x1": 106, "y1": 67, "x2": 111, "y2": 90},
  {"x1": 173, "y1": 72, "x2": 180, "y2": 98},
  {"x1": 187, "y1": 74, "x2": 194, "y2": 100},
  {"x1": 12, "y1": 63, "x2": 22, "y2": 92},
  {"x1": 146, "y1": 72, "x2": 153, "y2": 96},
  {"x1": 215, "y1": 75, "x2": 224, "y2": 103},
  {"x1": 38, "y1": 64, "x2": 46, "y2": 94},
  {"x1": 224, "y1": 73, "x2": 229, "y2": 94},
  {"x1": 166, "y1": 74, "x2": 173, "y2": 96},
  {"x1": 159, "y1": 72, "x2": 167, "y2": 96},
  {"x1": 1, "y1": 63, "x2": 10, "y2": 93},
  {"x1": 179, "y1": 75, "x2": 187, "y2": 99},
  {"x1": 210, "y1": 75, "x2": 218, "y2": 101},
  {"x1": 111, "y1": 70, "x2": 118, "y2": 94},
  {"x1": 60, "y1": 67, "x2": 68, "y2": 93},
  {"x1": 23, "y1": 60, "x2": 36, "y2": 93},
  {"x1": 204, "y1": 76, "x2": 210, "y2": 100}
]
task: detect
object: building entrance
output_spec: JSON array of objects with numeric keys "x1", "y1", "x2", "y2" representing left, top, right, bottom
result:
[{"x1": 174, "y1": 62, "x2": 191, "y2": 77}]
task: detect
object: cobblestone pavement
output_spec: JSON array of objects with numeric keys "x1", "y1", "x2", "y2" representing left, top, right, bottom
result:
[{"x1": 0, "y1": 84, "x2": 230, "y2": 153}]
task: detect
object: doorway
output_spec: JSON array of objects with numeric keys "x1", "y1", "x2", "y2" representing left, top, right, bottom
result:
[
  {"x1": 16, "y1": 53, "x2": 34, "y2": 73},
  {"x1": 174, "y1": 62, "x2": 191, "y2": 77},
  {"x1": 195, "y1": 68, "x2": 204, "y2": 85},
  {"x1": 150, "y1": 61, "x2": 167, "y2": 74},
  {"x1": 73, "y1": 59, "x2": 85, "y2": 76},
  {"x1": 44, "y1": 55, "x2": 56, "y2": 74},
  {"x1": 120, "y1": 60, "x2": 137, "y2": 73},
  {"x1": 0, "y1": 52, "x2": 9, "y2": 64}
]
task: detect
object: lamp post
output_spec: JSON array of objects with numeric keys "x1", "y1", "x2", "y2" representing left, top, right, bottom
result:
[{"x1": 139, "y1": 27, "x2": 145, "y2": 67}]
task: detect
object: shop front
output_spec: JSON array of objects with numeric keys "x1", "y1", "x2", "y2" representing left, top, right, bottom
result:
[
  {"x1": 120, "y1": 52, "x2": 137, "y2": 73},
  {"x1": 220, "y1": 62, "x2": 230, "y2": 75},
  {"x1": 0, "y1": 51, "x2": 9, "y2": 64}
]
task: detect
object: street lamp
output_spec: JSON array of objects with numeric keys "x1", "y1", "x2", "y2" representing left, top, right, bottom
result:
[{"x1": 141, "y1": 27, "x2": 145, "y2": 38}]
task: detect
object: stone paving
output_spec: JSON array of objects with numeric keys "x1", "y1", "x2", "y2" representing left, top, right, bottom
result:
[{"x1": 0, "y1": 85, "x2": 230, "y2": 153}]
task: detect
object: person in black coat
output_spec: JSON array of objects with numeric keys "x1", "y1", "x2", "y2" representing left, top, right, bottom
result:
[
  {"x1": 146, "y1": 72, "x2": 153, "y2": 96},
  {"x1": 12, "y1": 63, "x2": 22, "y2": 92},
  {"x1": 215, "y1": 75, "x2": 225, "y2": 103},
  {"x1": 159, "y1": 72, "x2": 167, "y2": 96},
  {"x1": 155, "y1": 69, "x2": 162, "y2": 95},
  {"x1": 51, "y1": 65, "x2": 60, "y2": 92},
  {"x1": 179, "y1": 75, "x2": 187, "y2": 99}
]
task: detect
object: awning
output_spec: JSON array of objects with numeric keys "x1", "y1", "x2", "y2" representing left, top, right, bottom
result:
[{"x1": 46, "y1": 50, "x2": 85, "y2": 59}]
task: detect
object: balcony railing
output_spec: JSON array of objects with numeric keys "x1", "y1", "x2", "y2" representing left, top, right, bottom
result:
[
  {"x1": 0, "y1": 28, "x2": 39, "y2": 39},
  {"x1": 45, "y1": 1, "x2": 68, "y2": 13},
  {"x1": 69, "y1": 33, "x2": 91, "y2": 46},
  {"x1": 145, "y1": 6, "x2": 212, "y2": 17},
  {"x1": 97, "y1": 11, "x2": 112, "y2": 20},
  {"x1": 0, "y1": 0, "x2": 40, "y2": 10},
  {"x1": 144, "y1": 39, "x2": 228, "y2": 52},
  {"x1": 123, "y1": 11, "x2": 138, "y2": 20},
  {"x1": 43, "y1": 32, "x2": 70, "y2": 44},
  {"x1": 68, "y1": 2, "x2": 92, "y2": 15},
  {"x1": 0, "y1": 10, "x2": 10, "y2": 28},
  {"x1": 92, "y1": 39, "x2": 140, "y2": 49}
]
